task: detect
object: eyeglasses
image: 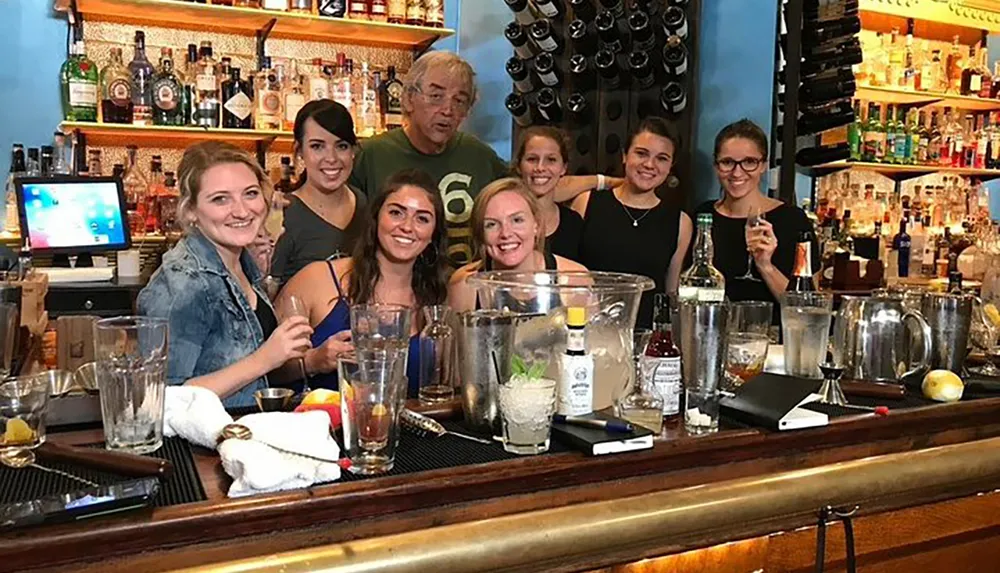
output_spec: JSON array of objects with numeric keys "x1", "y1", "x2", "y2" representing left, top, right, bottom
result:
[
  {"x1": 412, "y1": 86, "x2": 472, "y2": 113},
  {"x1": 715, "y1": 157, "x2": 764, "y2": 173}
]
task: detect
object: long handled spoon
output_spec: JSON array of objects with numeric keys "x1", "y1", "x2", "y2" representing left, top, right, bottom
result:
[{"x1": 1, "y1": 448, "x2": 99, "y2": 488}]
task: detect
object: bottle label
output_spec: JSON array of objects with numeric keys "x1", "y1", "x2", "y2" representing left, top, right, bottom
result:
[
  {"x1": 645, "y1": 355, "x2": 680, "y2": 416},
  {"x1": 225, "y1": 91, "x2": 253, "y2": 120},
  {"x1": 667, "y1": 92, "x2": 687, "y2": 114},
  {"x1": 350, "y1": 1, "x2": 368, "y2": 12},
  {"x1": 514, "y1": 77, "x2": 534, "y2": 93},
  {"x1": 153, "y1": 82, "x2": 178, "y2": 110},
  {"x1": 285, "y1": 93, "x2": 306, "y2": 123},
  {"x1": 68, "y1": 80, "x2": 98, "y2": 106},
  {"x1": 535, "y1": 0, "x2": 558, "y2": 17},
  {"x1": 371, "y1": 1, "x2": 387, "y2": 15},
  {"x1": 258, "y1": 89, "x2": 282, "y2": 114},
  {"x1": 309, "y1": 77, "x2": 330, "y2": 101},
  {"x1": 971, "y1": 75, "x2": 983, "y2": 93},
  {"x1": 262, "y1": 0, "x2": 288, "y2": 8},
  {"x1": 538, "y1": 69, "x2": 558, "y2": 87},
  {"x1": 558, "y1": 355, "x2": 594, "y2": 416},
  {"x1": 108, "y1": 78, "x2": 132, "y2": 106},
  {"x1": 666, "y1": 55, "x2": 687, "y2": 77},
  {"x1": 387, "y1": 0, "x2": 406, "y2": 17},
  {"x1": 196, "y1": 74, "x2": 217, "y2": 93},
  {"x1": 535, "y1": 34, "x2": 558, "y2": 53},
  {"x1": 668, "y1": 19, "x2": 688, "y2": 40},
  {"x1": 426, "y1": 0, "x2": 443, "y2": 23}
]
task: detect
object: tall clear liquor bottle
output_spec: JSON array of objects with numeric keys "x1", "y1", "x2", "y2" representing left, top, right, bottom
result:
[
  {"x1": 678, "y1": 213, "x2": 725, "y2": 302},
  {"x1": 254, "y1": 57, "x2": 283, "y2": 131},
  {"x1": 4, "y1": 145, "x2": 25, "y2": 233},
  {"x1": 128, "y1": 31, "x2": 155, "y2": 126},
  {"x1": 195, "y1": 42, "x2": 221, "y2": 128}
]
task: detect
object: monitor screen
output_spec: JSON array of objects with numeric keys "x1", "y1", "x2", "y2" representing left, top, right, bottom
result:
[{"x1": 15, "y1": 176, "x2": 132, "y2": 254}]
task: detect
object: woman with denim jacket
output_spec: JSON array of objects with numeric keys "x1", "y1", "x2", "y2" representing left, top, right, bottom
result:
[
  {"x1": 138, "y1": 142, "x2": 314, "y2": 408},
  {"x1": 276, "y1": 169, "x2": 449, "y2": 397}
]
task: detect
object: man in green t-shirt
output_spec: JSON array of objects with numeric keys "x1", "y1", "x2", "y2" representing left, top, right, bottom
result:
[{"x1": 350, "y1": 51, "x2": 509, "y2": 266}]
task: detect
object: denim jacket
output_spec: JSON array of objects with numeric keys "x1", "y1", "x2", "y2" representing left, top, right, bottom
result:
[{"x1": 137, "y1": 230, "x2": 272, "y2": 408}]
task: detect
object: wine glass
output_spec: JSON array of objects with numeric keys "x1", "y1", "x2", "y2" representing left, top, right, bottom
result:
[
  {"x1": 280, "y1": 295, "x2": 312, "y2": 394},
  {"x1": 737, "y1": 205, "x2": 764, "y2": 282}
]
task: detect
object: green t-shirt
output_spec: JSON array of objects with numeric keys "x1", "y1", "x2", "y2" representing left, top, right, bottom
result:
[{"x1": 349, "y1": 128, "x2": 510, "y2": 265}]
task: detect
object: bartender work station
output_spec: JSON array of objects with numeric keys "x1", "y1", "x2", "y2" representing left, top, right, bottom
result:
[{"x1": 5, "y1": 0, "x2": 1000, "y2": 572}]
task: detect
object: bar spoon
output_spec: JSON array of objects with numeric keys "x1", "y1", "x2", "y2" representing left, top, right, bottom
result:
[{"x1": 1, "y1": 448, "x2": 99, "y2": 488}]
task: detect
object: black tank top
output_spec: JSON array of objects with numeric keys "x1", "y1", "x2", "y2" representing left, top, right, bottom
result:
[{"x1": 578, "y1": 190, "x2": 681, "y2": 328}]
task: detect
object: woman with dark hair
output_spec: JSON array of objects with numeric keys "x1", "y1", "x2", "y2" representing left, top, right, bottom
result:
[
  {"x1": 694, "y1": 118, "x2": 818, "y2": 319},
  {"x1": 571, "y1": 117, "x2": 693, "y2": 328},
  {"x1": 276, "y1": 169, "x2": 449, "y2": 396},
  {"x1": 271, "y1": 99, "x2": 367, "y2": 285}
]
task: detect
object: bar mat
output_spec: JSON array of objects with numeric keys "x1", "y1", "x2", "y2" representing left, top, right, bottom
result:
[{"x1": 0, "y1": 437, "x2": 207, "y2": 508}]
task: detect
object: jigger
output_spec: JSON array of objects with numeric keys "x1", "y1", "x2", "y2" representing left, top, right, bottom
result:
[{"x1": 818, "y1": 362, "x2": 848, "y2": 406}]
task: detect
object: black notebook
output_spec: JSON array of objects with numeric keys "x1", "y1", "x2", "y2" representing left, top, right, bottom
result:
[
  {"x1": 720, "y1": 373, "x2": 828, "y2": 431},
  {"x1": 550, "y1": 412, "x2": 655, "y2": 456}
]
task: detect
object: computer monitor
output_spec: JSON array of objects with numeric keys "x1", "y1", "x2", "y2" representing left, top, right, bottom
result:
[{"x1": 14, "y1": 175, "x2": 132, "y2": 257}]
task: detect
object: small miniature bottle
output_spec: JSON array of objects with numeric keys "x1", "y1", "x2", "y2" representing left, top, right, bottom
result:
[
  {"x1": 645, "y1": 294, "x2": 682, "y2": 421},
  {"x1": 557, "y1": 307, "x2": 594, "y2": 416}
]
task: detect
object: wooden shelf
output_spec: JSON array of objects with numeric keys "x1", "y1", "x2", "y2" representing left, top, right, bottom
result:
[
  {"x1": 856, "y1": 86, "x2": 1000, "y2": 112},
  {"x1": 811, "y1": 160, "x2": 1000, "y2": 180},
  {"x1": 860, "y1": 0, "x2": 1000, "y2": 34},
  {"x1": 60, "y1": 121, "x2": 297, "y2": 153},
  {"x1": 63, "y1": 0, "x2": 454, "y2": 49}
]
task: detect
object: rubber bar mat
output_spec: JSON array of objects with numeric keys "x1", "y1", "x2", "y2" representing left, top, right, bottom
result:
[{"x1": 0, "y1": 437, "x2": 207, "y2": 508}]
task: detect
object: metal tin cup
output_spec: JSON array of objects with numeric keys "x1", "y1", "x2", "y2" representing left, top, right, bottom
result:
[
  {"x1": 456, "y1": 311, "x2": 518, "y2": 436},
  {"x1": 921, "y1": 292, "x2": 974, "y2": 374},
  {"x1": 679, "y1": 300, "x2": 727, "y2": 435}
]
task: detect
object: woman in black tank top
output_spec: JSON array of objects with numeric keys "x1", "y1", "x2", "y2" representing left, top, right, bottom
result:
[
  {"x1": 449, "y1": 178, "x2": 587, "y2": 313},
  {"x1": 572, "y1": 118, "x2": 693, "y2": 328}
]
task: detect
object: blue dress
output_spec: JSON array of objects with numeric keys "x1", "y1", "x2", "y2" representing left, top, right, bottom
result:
[{"x1": 305, "y1": 261, "x2": 421, "y2": 397}]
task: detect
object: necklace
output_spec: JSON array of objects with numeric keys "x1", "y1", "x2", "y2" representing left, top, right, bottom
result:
[{"x1": 618, "y1": 200, "x2": 653, "y2": 227}]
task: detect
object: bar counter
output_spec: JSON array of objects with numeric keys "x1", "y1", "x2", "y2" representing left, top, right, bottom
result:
[{"x1": 5, "y1": 396, "x2": 1000, "y2": 573}]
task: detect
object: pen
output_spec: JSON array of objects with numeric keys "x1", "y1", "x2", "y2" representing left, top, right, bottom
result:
[{"x1": 553, "y1": 415, "x2": 634, "y2": 433}]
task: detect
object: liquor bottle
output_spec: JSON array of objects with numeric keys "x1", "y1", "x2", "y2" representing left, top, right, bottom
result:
[
  {"x1": 568, "y1": 0, "x2": 595, "y2": 21},
  {"x1": 661, "y1": 34, "x2": 688, "y2": 77},
  {"x1": 506, "y1": 23, "x2": 536, "y2": 61},
  {"x1": 960, "y1": 42, "x2": 982, "y2": 96},
  {"x1": 369, "y1": 0, "x2": 388, "y2": 21},
  {"x1": 283, "y1": 63, "x2": 307, "y2": 132},
  {"x1": 928, "y1": 110, "x2": 942, "y2": 165},
  {"x1": 383, "y1": 65, "x2": 404, "y2": 130},
  {"x1": 406, "y1": 0, "x2": 425, "y2": 25},
  {"x1": 660, "y1": 81, "x2": 686, "y2": 114},
  {"x1": 892, "y1": 218, "x2": 911, "y2": 277},
  {"x1": 122, "y1": 146, "x2": 147, "y2": 235},
  {"x1": 557, "y1": 307, "x2": 594, "y2": 416},
  {"x1": 893, "y1": 105, "x2": 908, "y2": 165},
  {"x1": 534, "y1": 0, "x2": 562, "y2": 20},
  {"x1": 644, "y1": 293, "x2": 681, "y2": 420},
  {"x1": 505, "y1": 92, "x2": 534, "y2": 126},
  {"x1": 678, "y1": 213, "x2": 725, "y2": 302},
  {"x1": 568, "y1": 54, "x2": 596, "y2": 90},
  {"x1": 39, "y1": 145, "x2": 53, "y2": 177},
  {"x1": 568, "y1": 19, "x2": 597, "y2": 57},
  {"x1": 992, "y1": 61, "x2": 1000, "y2": 98},
  {"x1": 786, "y1": 231, "x2": 816, "y2": 291},
  {"x1": 183, "y1": 44, "x2": 199, "y2": 126},
  {"x1": 222, "y1": 68, "x2": 254, "y2": 129},
  {"x1": 255, "y1": 58, "x2": 283, "y2": 131},
  {"x1": 504, "y1": 0, "x2": 533, "y2": 26},
  {"x1": 51, "y1": 131, "x2": 71, "y2": 176},
  {"x1": 25, "y1": 149, "x2": 40, "y2": 177},
  {"x1": 862, "y1": 102, "x2": 884, "y2": 162},
  {"x1": 233, "y1": 0, "x2": 261, "y2": 6},
  {"x1": 660, "y1": 5, "x2": 687, "y2": 39},
  {"x1": 358, "y1": 62, "x2": 381, "y2": 137},
  {"x1": 319, "y1": 0, "x2": 347, "y2": 16},
  {"x1": 87, "y1": 149, "x2": 103, "y2": 177},
  {"x1": 424, "y1": 0, "x2": 444, "y2": 26},
  {"x1": 507, "y1": 54, "x2": 534, "y2": 92},
  {"x1": 883, "y1": 104, "x2": 897, "y2": 164},
  {"x1": 152, "y1": 48, "x2": 184, "y2": 126},
  {"x1": 567, "y1": 92, "x2": 590, "y2": 123},
  {"x1": 289, "y1": 0, "x2": 312, "y2": 12},
  {"x1": 144, "y1": 156, "x2": 165, "y2": 233},
  {"x1": 3, "y1": 145, "x2": 25, "y2": 233},
  {"x1": 100, "y1": 47, "x2": 133, "y2": 124},
  {"x1": 946, "y1": 35, "x2": 964, "y2": 93},
  {"x1": 935, "y1": 227, "x2": 952, "y2": 277},
  {"x1": 599, "y1": 0, "x2": 623, "y2": 18},
  {"x1": 978, "y1": 44, "x2": 993, "y2": 99},
  {"x1": 129, "y1": 31, "x2": 155, "y2": 126},
  {"x1": 628, "y1": 9, "x2": 654, "y2": 52},
  {"x1": 530, "y1": 19, "x2": 562, "y2": 54},
  {"x1": 847, "y1": 100, "x2": 862, "y2": 160},
  {"x1": 261, "y1": 0, "x2": 289, "y2": 9},
  {"x1": 627, "y1": 51, "x2": 654, "y2": 89},
  {"x1": 594, "y1": 49, "x2": 621, "y2": 88},
  {"x1": 977, "y1": 114, "x2": 991, "y2": 169},
  {"x1": 386, "y1": 0, "x2": 405, "y2": 21},
  {"x1": 534, "y1": 52, "x2": 561, "y2": 88},
  {"x1": 595, "y1": 10, "x2": 625, "y2": 53},
  {"x1": 61, "y1": 35, "x2": 99, "y2": 122},
  {"x1": 348, "y1": 0, "x2": 369, "y2": 19},
  {"x1": 195, "y1": 42, "x2": 220, "y2": 128},
  {"x1": 536, "y1": 87, "x2": 562, "y2": 123}
]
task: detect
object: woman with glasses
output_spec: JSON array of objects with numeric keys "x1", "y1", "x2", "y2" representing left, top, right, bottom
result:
[{"x1": 695, "y1": 119, "x2": 818, "y2": 320}]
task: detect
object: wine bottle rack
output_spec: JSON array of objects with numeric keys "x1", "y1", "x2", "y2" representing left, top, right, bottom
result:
[{"x1": 504, "y1": 0, "x2": 700, "y2": 209}]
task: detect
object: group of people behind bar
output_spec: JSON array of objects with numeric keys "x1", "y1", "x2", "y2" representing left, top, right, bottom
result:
[{"x1": 138, "y1": 51, "x2": 818, "y2": 408}]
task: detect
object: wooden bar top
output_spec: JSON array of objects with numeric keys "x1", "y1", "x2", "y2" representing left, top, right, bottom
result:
[{"x1": 5, "y1": 396, "x2": 1000, "y2": 573}]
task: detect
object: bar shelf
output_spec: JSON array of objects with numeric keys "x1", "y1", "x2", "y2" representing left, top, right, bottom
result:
[
  {"x1": 855, "y1": 85, "x2": 1000, "y2": 112},
  {"x1": 59, "y1": 121, "x2": 299, "y2": 153},
  {"x1": 809, "y1": 160, "x2": 1000, "y2": 181}
]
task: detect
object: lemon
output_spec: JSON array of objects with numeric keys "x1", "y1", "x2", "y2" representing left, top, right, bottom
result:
[
  {"x1": 371, "y1": 404, "x2": 388, "y2": 417},
  {"x1": 986, "y1": 303, "x2": 1000, "y2": 328},
  {"x1": 3, "y1": 418, "x2": 35, "y2": 445},
  {"x1": 301, "y1": 388, "x2": 339, "y2": 406},
  {"x1": 922, "y1": 369, "x2": 964, "y2": 403}
]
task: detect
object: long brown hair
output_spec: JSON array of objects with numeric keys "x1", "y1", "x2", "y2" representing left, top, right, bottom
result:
[
  {"x1": 348, "y1": 169, "x2": 448, "y2": 306},
  {"x1": 470, "y1": 177, "x2": 545, "y2": 263}
]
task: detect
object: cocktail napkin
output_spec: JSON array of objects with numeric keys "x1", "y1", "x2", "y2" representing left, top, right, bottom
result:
[
  {"x1": 163, "y1": 385, "x2": 233, "y2": 449},
  {"x1": 219, "y1": 411, "x2": 342, "y2": 498}
]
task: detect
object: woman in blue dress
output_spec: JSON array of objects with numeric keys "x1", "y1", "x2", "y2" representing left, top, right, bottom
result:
[{"x1": 276, "y1": 169, "x2": 449, "y2": 397}]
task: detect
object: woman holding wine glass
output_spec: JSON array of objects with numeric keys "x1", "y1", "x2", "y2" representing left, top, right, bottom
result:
[{"x1": 694, "y1": 119, "x2": 819, "y2": 322}]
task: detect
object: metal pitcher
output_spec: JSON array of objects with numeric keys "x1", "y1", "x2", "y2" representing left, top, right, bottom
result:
[
  {"x1": 456, "y1": 310, "x2": 517, "y2": 436},
  {"x1": 832, "y1": 294, "x2": 931, "y2": 382},
  {"x1": 921, "y1": 292, "x2": 974, "y2": 373}
]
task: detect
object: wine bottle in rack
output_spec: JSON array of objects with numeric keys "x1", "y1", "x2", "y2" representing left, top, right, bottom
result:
[
  {"x1": 534, "y1": 53, "x2": 562, "y2": 88},
  {"x1": 569, "y1": 53, "x2": 597, "y2": 90},
  {"x1": 660, "y1": 5, "x2": 688, "y2": 40},
  {"x1": 660, "y1": 81, "x2": 686, "y2": 114},
  {"x1": 798, "y1": 98, "x2": 853, "y2": 118},
  {"x1": 666, "y1": 0, "x2": 688, "y2": 7},
  {"x1": 628, "y1": 51, "x2": 655, "y2": 89},
  {"x1": 801, "y1": 15, "x2": 860, "y2": 47},
  {"x1": 530, "y1": 19, "x2": 564, "y2": 54},
  {"x1": 795, "y1": 108, "x2": 855, "y2": 136},
  {"x1": 800, "y1": 75, "x2": 855, "y2": 104},
  {"x1": 506, "y1": 92, "x2": 535, "y2": 126},
  {"x1": 569, "y1": 19, "x2": 599, "y2": 56},
  {"x1": 631, "y1": 0, "x2": 659, "y2": 16},
  {"x1": 537, "y1": 87, "x2": 563, "y2": 123},
  {"x1": 596, "y1": 10, "x2": 627, "y2": 53},
  {"x1": 595, "y1": 48, "x2": 622, "y2": 88},
  {"x1": 628, "y1": 10, "x2": 655, "y2": 53},
  {"x1": 599, "y1": 0, "x2": 624, "y2": 18},
  {"x1": 506, "y1": 22, "x2": 536, "y2": 61},
  {"x1": 795, "y1": 143, "x2": 851, "y2": 166},
  {"x1": 567, "y1": 92, "x2": 591, "y2": 123},
  {"x1": 504, "y1": 0, "x2": 535, "y2": 26},
  {"x1": 803, "y1": 0, "x2": 858, "y2": 23},
  {"x1": 534, "y1": 0, "x2": 563, "y2": 20},
  {"x1": 506, "y1": 57, "x2": 536, "y2": 93},
  {"x1": 661, "y1": 35, "x2": 688, "y2": 77},
  {"x1": 800, "y1": 40, "x2": 862, "y2": 76},
  {"x1": 569, "y1": 0, "x2": 596, "y2": 21}
]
